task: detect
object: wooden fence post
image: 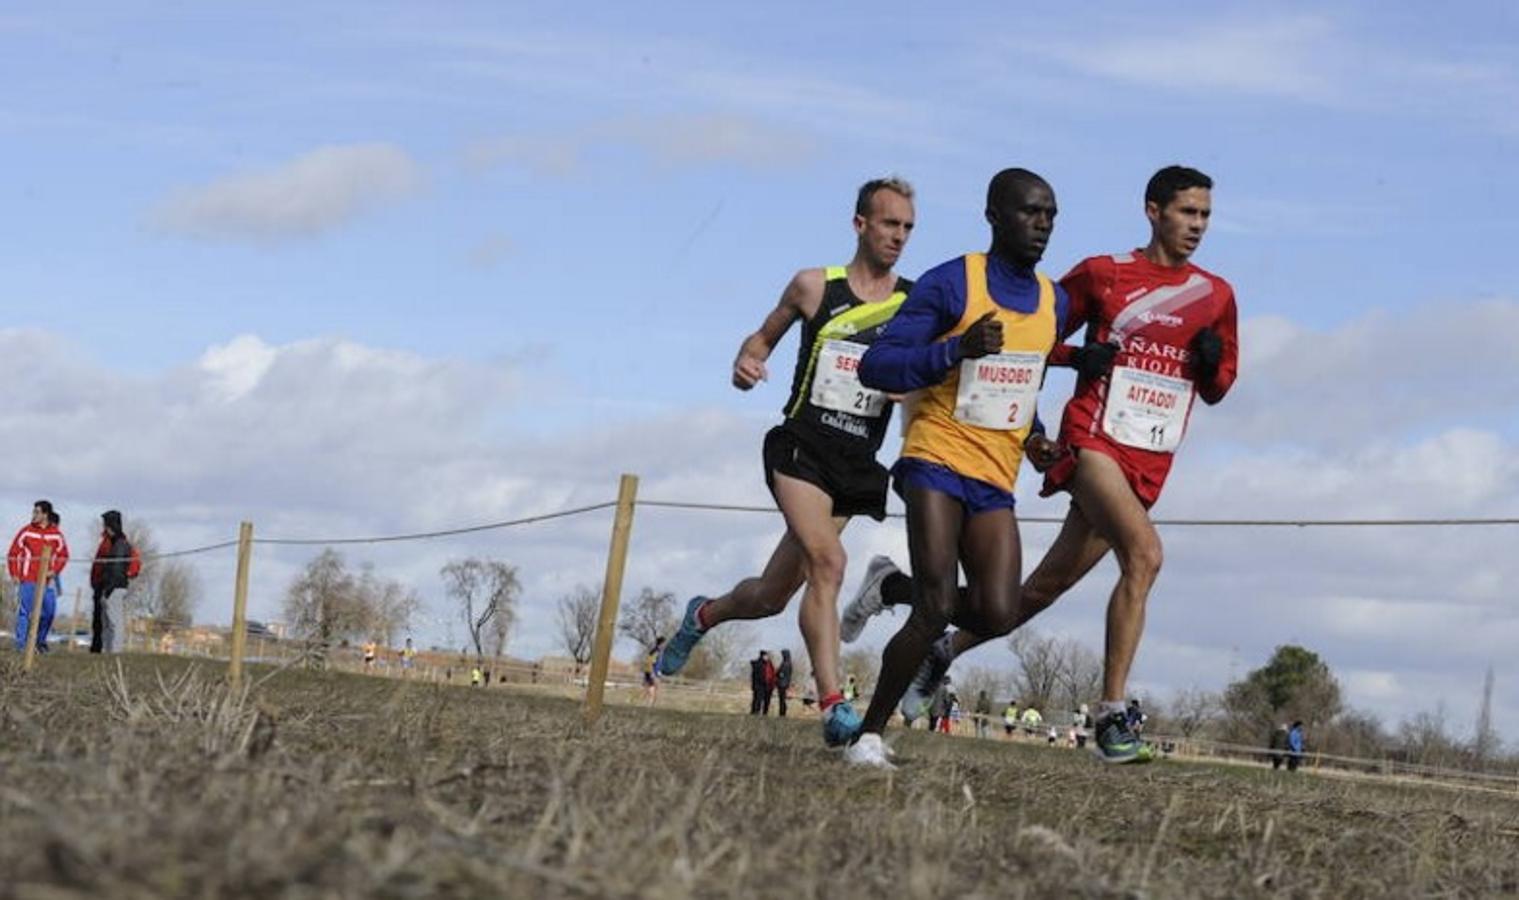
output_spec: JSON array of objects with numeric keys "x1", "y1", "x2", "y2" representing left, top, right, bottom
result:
[
  {"x1": 228, "y1": 522, "x2": 254, "y2": 689},
  {"x1": 21, "y1": 546, "x2": 54, "y2": 672},
  {"x1": 584, "y1": 474, "x2": 639, "y2": 723}
]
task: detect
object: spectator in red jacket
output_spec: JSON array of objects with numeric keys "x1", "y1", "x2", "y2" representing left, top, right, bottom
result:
[{"x1": 9, "y1": 500, "x2": 69, "y2": 652}]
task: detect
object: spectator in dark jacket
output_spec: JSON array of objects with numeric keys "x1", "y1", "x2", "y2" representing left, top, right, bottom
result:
[
  {"x1": 750, "y1": 651, "x2": 771, "y2": 715},
  {"x1": 776, "y1": 649, "x2": 794, "y2": 717},
  {"x1": 1267, "y1": 723, "x2": 1288, "y2": 770},
  {"x1": 90, "y1": 510, "x2": 133, "y2": 654}
]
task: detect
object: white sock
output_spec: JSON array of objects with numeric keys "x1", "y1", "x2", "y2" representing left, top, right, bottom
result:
[{"x1": 1098, "y1": 701, "x2": 1126, "y2": 720}]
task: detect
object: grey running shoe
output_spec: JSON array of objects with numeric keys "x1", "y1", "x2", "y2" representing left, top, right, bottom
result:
[
  {"x1": 841, "y1": 555, "x2": 900, "y2": 643},
  {"x1": 899, "y1": 633, "x2": 952, "y2": 722},
  {"x1": 1092, "y1": 711, "x2": 1155, "y2": 764}
]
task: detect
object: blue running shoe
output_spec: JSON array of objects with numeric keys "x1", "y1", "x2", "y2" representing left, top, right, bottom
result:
[
  {"x1": 656, "y1": 596, "x2": 708, "y2": 676},
  {"x1": 822, "y1": 701, "x2": 863, "y2": 747}
]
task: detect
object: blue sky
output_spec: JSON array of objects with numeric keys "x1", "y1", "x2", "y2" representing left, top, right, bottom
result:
[{"x1": 3, "y1": 2, "x2": 1518, "y2": 740}]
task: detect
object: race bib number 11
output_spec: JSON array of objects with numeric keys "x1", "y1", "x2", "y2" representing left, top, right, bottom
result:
[
  {"x1": 811, "y1": 340, "x2": 887, "y2": 417},
  {"x1": 953, "y1": 351, "x2": 1044, "y2": 431},
  {"x1": 1101, "y1": 366, "x2": 1194, "y2": 452}
]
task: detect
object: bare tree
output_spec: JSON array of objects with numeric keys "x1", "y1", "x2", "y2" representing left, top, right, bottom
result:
[
  {"x1": 617, "y1": 587, "x2": 676, "y2": 656},
  {"x1": 124, "y1": 521, "x2": 161, "y2": 626},
  {"x1": 840, "y1": 645, "x2": 882, "y2": 695},
  {"x1": 1160, "y1": 688, "x2": 1220, "y2": 738},
  {"x1": 1055, "y1": 639, "x2": 1104, "y2": 711},
  {"x1": 283, "y1": 549, "x2": 368, "y2": 665},
  {"x1": 957, "y1": 665, "x2": 1013, "y2": 709},
  {"x1": 1008, "y1": 629, "x2": 1064, "y2": 711},
  {"x1": 683, "y1": 622, "x2": 754, "y2": 681},
  {"x1": 440, "y1": 557, "x2": 521, "y2": 662},
  {"x1": 358, "y1": 565, "x2": 419, "y2": 647},
  {"x1": 152, "y1": 561, "x2": 201, "y2": 632},
  {"x1": 555, "y1": 585, "x2": 599, "y2": 667}
]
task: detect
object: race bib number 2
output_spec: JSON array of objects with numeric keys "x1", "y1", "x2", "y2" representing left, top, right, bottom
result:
[
  {"x1": 810, "y1": 340, "x2": 887, "y2": 417},
  {"x1": 953, "y1": 351, "x2": 1044, "y2": 431},
  {"x1": 1101, "y1": 366, "x2": 1194, "y2": 452}
]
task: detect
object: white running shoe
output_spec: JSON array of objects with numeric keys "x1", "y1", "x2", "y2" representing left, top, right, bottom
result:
[
  {"x1": 844, "y1": 733, "x2": 896, "y2": 770},
  {"x1": 841, "y1": 555, "x2": 901, "y2": 643}
]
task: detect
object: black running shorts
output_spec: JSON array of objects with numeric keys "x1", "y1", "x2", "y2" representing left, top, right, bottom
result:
[{"x1": 762, "y1": 424, "x2": 889, "y2": 521}]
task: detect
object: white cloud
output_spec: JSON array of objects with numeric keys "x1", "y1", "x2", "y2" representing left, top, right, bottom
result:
[
  {"x1": 1041, "y1": 15, "x2": 1341, "y2": 102},
  {"x1": 466, "y1": 113, "x2": 816, "y2": 178},
  {"x1": 1197, "y1": 299, "x2": 1519, "y2": 453},
  {"x1": 1033, "y1": 12, "x2": 1519, "y2": 133},
  {"x1": 151, "y1": 143, "x2": 423, "y2": 241}
]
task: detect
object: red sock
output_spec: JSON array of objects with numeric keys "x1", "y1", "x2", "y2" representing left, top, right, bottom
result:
[
  {"x1": 695, "y1": 600, "x2": 715, "y2": 630},
  {"x1": 819, "y1": 691, "x2": 844, "y2": 712}
]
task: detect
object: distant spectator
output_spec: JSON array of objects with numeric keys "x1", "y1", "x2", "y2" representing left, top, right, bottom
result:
[
  {"x1": 761, "y1": 651, "x2": 777, "y2": 714},
  {"x1": 1071, "y1": 704, "x2": 1092, "y2": 749},
  {"x1": 974, "y1": 690, "x2": 992, "y2": 739},
  {"x1": 363, "y1": 640, "x2": 378, "y2": 667},
  {"x1": 1287, "y1": 721, "x2": 1305, "y2": 772},
  {"x1": 9, "y1": 500, "x2": 69, "y2": 653},
  {"x1": 1268, "y1": 724, "x2": 1288, "y2": 770},
  {"x1": 644, "y1": 637, "x2": 664, "y2": 706},
  {"x1": 89, "y1": 510, "x2": 134, "y2": 654},
  {"x1": 929, "y1": 676, "x2": 952, "y2": 734},
  {"x1": 1125, "y1": 699, "x2": 1147, "y2": 735},
  {"x1": 843, "y1": 673, "x2": 859, "y2": 703},
  {"x1": 401, "y1": 638, "x2": 416, "y2": 675},
  {"x1": 1003, "y1": 701, "x2": 1019, "y2": 738},
  {"x1": 749, "y1": 651, "x2": 768, "y2": 715},
  {"x1": 776, "y1": 649, "x2": 794, "y2": 717},
  {"x1": 470, "y1": 665, "x2": 482, "y2": 687},
  {"x1": 1020, "y1": 704, "x2": 1043, "y2": 737}
]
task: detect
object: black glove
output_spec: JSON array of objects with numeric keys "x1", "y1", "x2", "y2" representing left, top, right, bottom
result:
[
  {"x1": 954, "y1": 310, "x2": 1004, "y2": 362},
  {"x1": 1069, "y1": 341, "x2": 1119, "y2": 380},
  {"x1": 1191, "y1": 328, "x2": 1223, "y2": 381}
]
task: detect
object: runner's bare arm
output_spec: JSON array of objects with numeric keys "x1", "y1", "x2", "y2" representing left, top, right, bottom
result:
[{"x1": 732, "y1": 268, "x2": 825, "y2": 390}]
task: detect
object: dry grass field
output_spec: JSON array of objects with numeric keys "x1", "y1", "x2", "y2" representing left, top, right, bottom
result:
[{"x1": 3, "y1": 652, "x2": 1518, "y2": 898}]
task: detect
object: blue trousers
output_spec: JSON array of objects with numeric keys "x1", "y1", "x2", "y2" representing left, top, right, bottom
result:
[{"x1": 15, "y1": 581, "x2": 58, "y2": 651}]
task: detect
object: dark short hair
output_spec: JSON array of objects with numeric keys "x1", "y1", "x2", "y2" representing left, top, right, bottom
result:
[
  {"x1": 985, "y1": 168, "x2": 1051, "y2": 212},
  {"x1": 47, "y1": 511, "x2": 59, "y2": 526},
  {"x1": 33, "y1": 499, "x2": 54, "y2": 517},
  {"x1": 855, "y1": 176, "x2": 915, "y2": 217},
  {"x1": 1145, "y1": 165, "x2": 1213, "y2": 209}
]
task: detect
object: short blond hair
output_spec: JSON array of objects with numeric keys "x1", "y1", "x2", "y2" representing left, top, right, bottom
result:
[{"x1": 856, "y1": 176, "x2": 915, "y2": 216}]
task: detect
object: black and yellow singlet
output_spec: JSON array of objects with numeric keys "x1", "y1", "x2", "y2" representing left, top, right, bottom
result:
[{"x1": 780, "y1": 266, "x2": 913, "y2": 454}]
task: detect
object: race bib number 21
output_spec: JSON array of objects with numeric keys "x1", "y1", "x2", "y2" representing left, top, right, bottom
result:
[{"x1": 810, "y1": 340, "x2": 887, "y2": 417}]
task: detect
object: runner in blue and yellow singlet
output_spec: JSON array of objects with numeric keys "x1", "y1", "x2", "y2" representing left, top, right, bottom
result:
[
  {"x1": 844, "y1": 169, "x2": 1068, "y2": 768},
  {"x1": 657, "y1": 177, "x2": 917, "y2": 748}
]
